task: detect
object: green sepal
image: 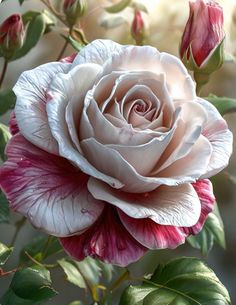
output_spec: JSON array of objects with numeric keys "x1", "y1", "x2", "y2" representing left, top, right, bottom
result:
[{"x1": 181, "y1": 38, "x2": 224, "y2": 74}]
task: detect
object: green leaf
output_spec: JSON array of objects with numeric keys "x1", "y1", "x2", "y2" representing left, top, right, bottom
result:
[
  {"x1": 0, "y1": 123, "x2": 11, "y2": 161},
  {"x1": 0, "y1": 191, "x2": 10, "y2": 224},
  {"x1": 120, "y1": 257, "x2": 231, "y2": 305},
  {"x1": 11, "y1": 12, "x2": 46, "y2": 61},
  {"x1": 205, "y1": 94, "x2": 236, "y2": 115},
  {"x1": 104, "y1": 0, "x2": 131, "y2": 13},
  {"x1": 0, "y1": 265, "x2": 57, "y2": 305},
  {"x1": 58, "y1": 259, "x2": 87, "y2": 288},
  {"x1": 74, "y1": 257, "x2": 102, "y2": 285},
  {"x1": 58, "y1": 257, "x2": 114, "y2": 289},
  {"x1": 19, "y1": 0, "x2": 25, "y2": 4},
  {"x1": 68, "y1": 301, "x2": 83, "y2": 305},
  {"x1": 96, "y1": 260, "x2": 114, "y2": 282},
  {"x1": 0, "y1": 242, "x2": 13, "y2": 266},
  {"x1": 61, "y1": 34, "x2": 84, "y2": 52},
  {"x1": 120, "y1": 286, "x2": 156, "y2": 305},
  {"x1": 19, "y1": 235, "x2": 62, "y2": 264},
  {"x1": 0, "y1": 88, "x2": 16, "y2": 115},
  {"x1": 187, "y1": 203, "x2": 226, "y2": 255}
]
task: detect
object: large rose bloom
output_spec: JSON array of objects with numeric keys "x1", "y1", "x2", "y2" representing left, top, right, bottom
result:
[{"x1": 0, "y1": 40, "x2": 232, "y2": 266}]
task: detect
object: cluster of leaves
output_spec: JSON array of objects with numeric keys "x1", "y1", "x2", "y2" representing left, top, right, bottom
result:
[{"x1": 0, "y1": 234, "x2": 115, "y2": 305}]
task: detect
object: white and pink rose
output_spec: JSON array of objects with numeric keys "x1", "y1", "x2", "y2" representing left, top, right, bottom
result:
[{"x1": 0, "y1": 40, "x2": 232, "y2": 266}]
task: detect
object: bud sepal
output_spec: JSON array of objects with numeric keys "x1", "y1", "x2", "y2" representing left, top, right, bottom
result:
[{"x1": 182, "y1": 37, "x2": 225, "y2": 74}]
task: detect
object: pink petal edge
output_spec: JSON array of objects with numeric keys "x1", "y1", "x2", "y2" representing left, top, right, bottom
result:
[{"x1": 119, "y1": 179, "x2": 215, "y2": 250}]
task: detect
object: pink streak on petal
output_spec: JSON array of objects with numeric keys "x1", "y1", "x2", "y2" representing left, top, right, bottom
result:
[
  {"x1": 185, "y1": 178, "x2": 215, "y2": 235},
  {"x1": 119, "y1": 210, "x2": 187, "y2": 250},
  {"x1": 9, "y1": 111, "x2": 19, "y2": 135},
  {"x1": 119, "y1": 179, "x2": 215, "y2": 250},
  {"x1": 60, "y1": 206, "x2": 147, "y2": 267},
  {"x1": 0, "y1": 134, "x2": 104, "y2": 236}
]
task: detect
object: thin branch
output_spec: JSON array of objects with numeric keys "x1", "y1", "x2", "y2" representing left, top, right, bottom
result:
[
  {"x1": 10, "y1": 217, "x2": 27, "y2": 246},
  {"x1": 0, "y1": 60, "x2": 8, "y2": 88}
]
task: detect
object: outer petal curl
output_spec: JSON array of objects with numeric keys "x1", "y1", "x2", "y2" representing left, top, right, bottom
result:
[{"x1": 198, "y1": 98, "x2": 233, "y2": 178}]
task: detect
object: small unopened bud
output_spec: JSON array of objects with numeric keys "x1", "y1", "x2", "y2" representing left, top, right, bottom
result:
[
  {"x1": 131, "y1": 9, "x2": 145, "y2": 46},
  {"x1": 63, "y1": 0, "x2": 87, "y2": 27},
  {"x1": 180, "y1": 0, "x2": 224, "y2": 75},
  {"x1": 0, "y1": 14, "x2": 25, "y2": 60}
]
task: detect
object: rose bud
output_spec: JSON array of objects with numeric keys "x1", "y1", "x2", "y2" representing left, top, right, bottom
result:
[
  {"x1": 180, "y1": 0, "x2": 225, "y2": 76},
  {"x1": 0, "y1": 14, "x2": 25, "y2": 60},
  {"x1": 63, "y1": 0, "x2": 87, "y2": 27},
  {"x1": 131, "y1": 9, "x2": 146, "y2": 46}
]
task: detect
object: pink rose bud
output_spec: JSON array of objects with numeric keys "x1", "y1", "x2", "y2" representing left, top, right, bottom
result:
[
  {"x1": 180, "y1": 0, "x2": 225, "y2": 74},
  {"x1": 131, "y1": 9, "x2": 145, "y2": 46},
  {"x1": 0, "y1": 14, "x2": 25, "y2": 59},
  {"x1": 63, "y1": 0, "x2": 87, "y2": 27}
]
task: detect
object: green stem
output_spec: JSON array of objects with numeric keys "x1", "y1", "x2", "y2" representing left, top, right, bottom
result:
[
  {"x1": 56, "y1": 27, "x2": 74, "y2": 61},
  {"x1": 194, "y1": 72, "x2": 210, "y2": 96},
  {"x1": 40, "y1": 0, "x2": 89, "y2": 47},
  {"x1": 0, "y1": 60, "x2": 8, "y2": 88},
  {"x1": 76, "y1": 264, "x2": 94, "y2": 300},
  {"x1": 40, "y1": 0, "x2": 65, "y2": 23},
  {"x1": 10, "y1": 217, "x2": 27, "y2": 246},
  {"x1": 110, "y1": 269, "x2": 130, "y2": 292},
  {"x1": 196, "y1": 83, "x2": 203, "y2": 96},
  {"x1": 56, "y1": 39, "x2": 69, "y2": 61},
  {"x1": 40, "y1": 235, "x2": 53, "y2": 260}
]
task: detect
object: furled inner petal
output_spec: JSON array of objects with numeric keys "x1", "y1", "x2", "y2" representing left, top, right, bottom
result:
[
  {"x1": 94, "y1": 71, "x2": 175, "y2": 127},
  {"x1": 0, "y1": 134, "x2": 104, "y2": 237},
  {"x1": 157, "y1": 135, "x2": 212, "y2": 180},
  {"x1": 80, "y1": 104, "x2": 208, "y2": 190},
  {"x1": 88, "y1": 178, "x2": 201, "y2": 227},
  {"x1": 46, "y1": 63, "x2": 123, "y2": 189},
  {"x1": 80, "y1": 96, "x2": 154, "y2": 145},
  {"x1": 151, "y1": 101, "x2": 208, "y2": 174},
  {"x1": 81, "y1": 138, "x2": 161, "y2": 192},
  {"x1": 106, "y1": 136, "x2": 175, "y2": 176},
  {"x1": 101, "y1": 44, "x2": 195, "y2": 101},
  {"x1": 120, "y1": 84, "x2": 162, "y2": 128}
]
